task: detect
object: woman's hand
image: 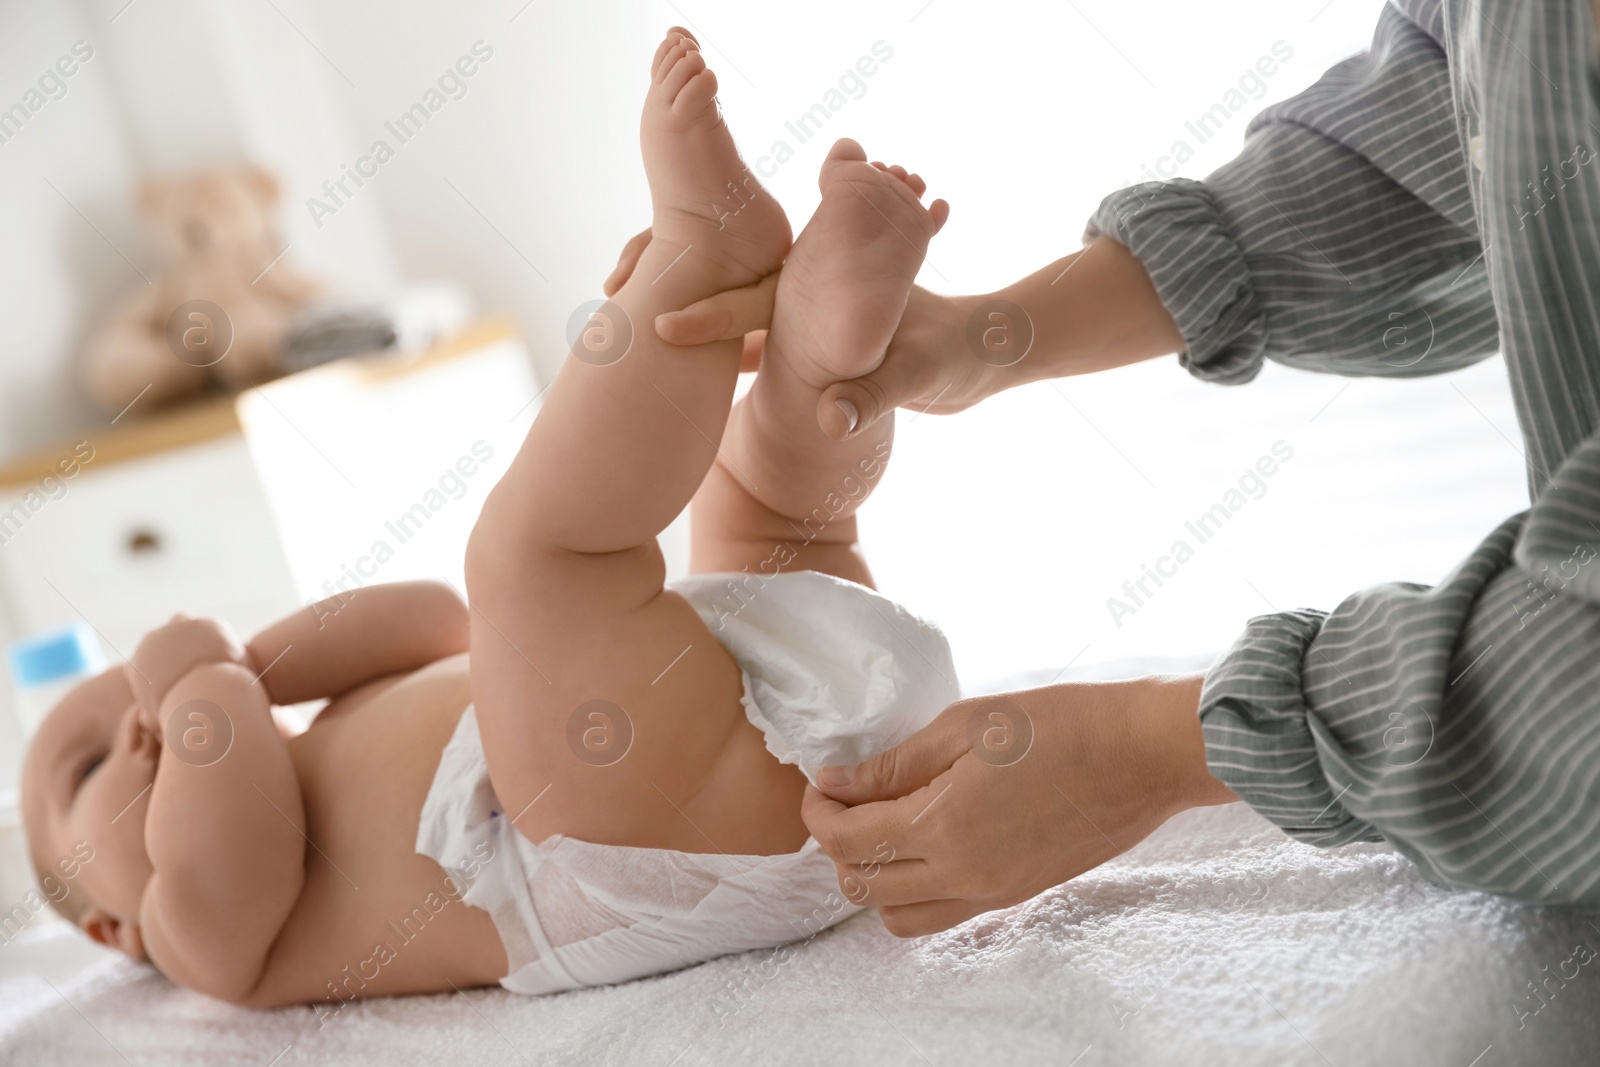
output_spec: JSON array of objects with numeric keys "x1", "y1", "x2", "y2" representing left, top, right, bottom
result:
[
  {"x1": 801, "y1": 675, "x2": 1236, "y2": 936},
  {"x1": 605, "y1": 226, "x2": 772, "y2": 372},
  {"x1": 611, "y1": 227, "x2": 1182, "y2": 442},
  {"x1": 126, "y1": 614, "x2": 254, "y2": 732},
  {"x1": 606, "y1": 227, "x2": 1013, "y2": 439}
]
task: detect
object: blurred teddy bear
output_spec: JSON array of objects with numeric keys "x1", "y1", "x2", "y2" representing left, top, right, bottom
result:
[{"x1": 79, "y1": 164, "x2": 323, "y2": 414}]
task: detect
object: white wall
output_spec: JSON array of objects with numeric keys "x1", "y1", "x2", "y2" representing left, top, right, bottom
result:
[
  {"x1": 86, "y1": 0, "x2": 402, "y2": 297},
  {"x1": 0, "y1": 2, "x2": 140, "y2": 459},
  {"x1": 298, "y1": 0, "x2": 660, "y2": 386}
]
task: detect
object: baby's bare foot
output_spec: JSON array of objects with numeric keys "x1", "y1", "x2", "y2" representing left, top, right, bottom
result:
[
  {"x1": 640, "y1": 29, "x2": 791, "y2": 290},
  {"x1": 767, "y1": 138, "x2": 948, "y2": 397}
]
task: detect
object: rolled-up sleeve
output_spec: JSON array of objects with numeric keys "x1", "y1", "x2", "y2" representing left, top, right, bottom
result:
[
  {"x1": 1085, "y1": 2, "x2": 1498, "y2": 385},
  {"x1": 1187, "y1": 0, "x2": 1600, "y2": 905},
  {"x1": 1192, "y1": 608, "x2": 1374, "y2": 846},
  {"x1": 1085, "y1": 180, "x2": 1265, "y2": 384},
  {"x1": 1200, "y1": 431, "x2": 1600, "y2": 902}
]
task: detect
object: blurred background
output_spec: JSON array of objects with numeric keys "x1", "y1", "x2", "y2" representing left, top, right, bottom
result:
[{"x1": 0, "y1": 0, "x2": 1524, "y2": 929}]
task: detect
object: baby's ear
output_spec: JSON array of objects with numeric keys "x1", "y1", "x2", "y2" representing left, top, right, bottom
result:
[{"x1": 82, "y1": 907, "x2": 146, "y2": 960}]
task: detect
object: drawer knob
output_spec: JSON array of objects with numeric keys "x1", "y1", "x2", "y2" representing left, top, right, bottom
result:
[{"x1": 126, "y1": 528, "x2": 163, "y2": 556}]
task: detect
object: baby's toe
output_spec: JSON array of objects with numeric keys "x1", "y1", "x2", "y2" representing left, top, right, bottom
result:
[
  {"x1": 824, "y1": 138, "x2": 868, "y2": 164},
  {"x1": 651, "y1": 32, "x2": 683, "y2": 76},
  {"x1": 661, "y1": 47, "x2": 707, "y2": 101},
  {"x1": 671, "y1": 64, "x2": 718, "y2": 117},
  {"x1": 654, "y1": 33, "x2": 699, "y2": 85}
]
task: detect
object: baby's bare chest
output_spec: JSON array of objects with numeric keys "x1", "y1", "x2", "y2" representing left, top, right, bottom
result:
[{"x1": 249, "y1": 655, "x2": 508, "y2": 1004}]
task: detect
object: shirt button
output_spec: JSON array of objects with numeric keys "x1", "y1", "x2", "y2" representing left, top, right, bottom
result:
[{"x1": 1468, "y1": 134, "x2": 1485, "y2": 171}]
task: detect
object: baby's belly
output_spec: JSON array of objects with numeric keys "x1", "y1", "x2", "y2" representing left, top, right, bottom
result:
[{"x1": 245, "y1": 655, "x2": 509, "y2": 1008}]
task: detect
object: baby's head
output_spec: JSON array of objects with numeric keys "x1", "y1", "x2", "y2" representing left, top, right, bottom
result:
[{"x1": 19, "y1": 666, "x2": 157, "y2": 959}]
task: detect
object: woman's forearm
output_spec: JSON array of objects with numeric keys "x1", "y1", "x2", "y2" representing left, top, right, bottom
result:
[
  {"x1": 984, "y1": 236, "x2": 1184, "y2": 383},
  {"x1": 928, "y1": 236, "x2": 1183, "y2": 399},
  {"x1": 645, "y1": 234, "x2": 1185, "y2": 436}
]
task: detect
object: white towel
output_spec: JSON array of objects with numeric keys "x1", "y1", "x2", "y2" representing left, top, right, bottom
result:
[{"x1": 4, "y1": 660, "x2": 1598, "y2": 1065}]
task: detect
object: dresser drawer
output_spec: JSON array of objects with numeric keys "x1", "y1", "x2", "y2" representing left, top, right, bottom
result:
[{"x1": 0, "y1": 435, "x2": 300, "y2": 658}]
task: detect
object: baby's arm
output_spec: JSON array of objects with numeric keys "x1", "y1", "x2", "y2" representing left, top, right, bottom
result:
[
  {"x1": 245, "y1": 581, "x2": 469, "y2": 705},
  {"x1": 137, "y1": 662, "x2": 303, "y2": 1003},
  {"x1": 125, "y1": 615, "x2": 251, "y2": 725}
]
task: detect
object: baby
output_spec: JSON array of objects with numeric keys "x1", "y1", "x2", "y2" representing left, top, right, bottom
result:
[{"x1": 20, "y1": 28, "x2": 957, "y2": 1007}]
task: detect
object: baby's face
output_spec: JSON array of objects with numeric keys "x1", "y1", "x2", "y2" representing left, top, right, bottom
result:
[{"x1": 20, "y1": 667, "x2": 159, "y2": 939}]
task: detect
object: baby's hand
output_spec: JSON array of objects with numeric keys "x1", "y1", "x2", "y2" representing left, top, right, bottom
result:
[{"x1": 127, "y1": 614, "x2": 254, "y2": 732}]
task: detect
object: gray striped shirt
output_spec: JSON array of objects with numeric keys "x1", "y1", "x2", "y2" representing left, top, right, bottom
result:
[{"x1": 1086, "y1": 0, "x2": 1600, "y2": 902}]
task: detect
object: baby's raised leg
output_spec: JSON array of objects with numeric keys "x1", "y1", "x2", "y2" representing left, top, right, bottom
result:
[
  {"x1": 492, "y1": 30, "x2": 789, "y2": 555},
  {"x1": 694, "y1": 139, "x2": 947, "y2": 581},
  {"x1": 465, "y1": 30, "x2": 805, "y2": 855}
]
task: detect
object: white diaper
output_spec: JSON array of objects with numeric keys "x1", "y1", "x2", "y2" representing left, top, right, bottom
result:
[{"x1": 415, "y1": 570, "x2": 961, "y2": 994}]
